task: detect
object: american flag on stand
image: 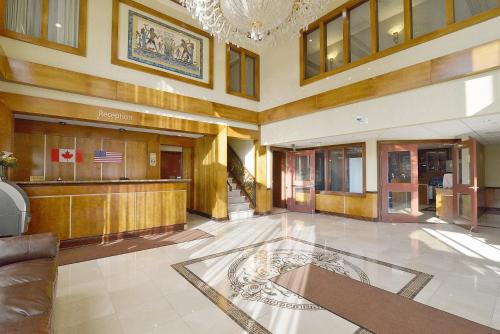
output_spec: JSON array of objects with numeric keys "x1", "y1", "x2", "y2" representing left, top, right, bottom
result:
[{"x1": 94, "y1": 150, "x2": 123, "y2": 163}]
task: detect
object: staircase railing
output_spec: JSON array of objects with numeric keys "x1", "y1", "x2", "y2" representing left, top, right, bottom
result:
[{"x1": 227, "y1": 145, "x2": 256, "y2": 207}]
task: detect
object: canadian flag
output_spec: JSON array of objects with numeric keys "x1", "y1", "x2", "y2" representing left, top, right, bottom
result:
[{"x1": 51, "y1": 148, "x2": 83, "y2": 163}]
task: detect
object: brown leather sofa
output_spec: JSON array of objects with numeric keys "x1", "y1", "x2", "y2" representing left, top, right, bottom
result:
[{"x1": 0, "y1": 233, "x2": 59, "y2": 334}]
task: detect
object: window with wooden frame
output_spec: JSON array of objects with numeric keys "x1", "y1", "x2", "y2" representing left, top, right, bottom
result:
[
  {"x1": 315, "y1": 143, "x2": 365, "y2": 195},
  {"x1": 0, "y1": 0, "x2": 87, "y2": 56},
  {"x1": 226, "y1": 44, "x2": 260, "y2": 101},
  {"x1": 300, "y1": 0, "x2": 500, "y2": 85}
]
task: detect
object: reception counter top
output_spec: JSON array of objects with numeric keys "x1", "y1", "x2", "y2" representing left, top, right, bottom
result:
[
  {"x1": 20, "y1": 180, "x2": 190, "y2": 245},
  {"x1": 17, "y1": 179, "x2": 191, "y2": 186}
]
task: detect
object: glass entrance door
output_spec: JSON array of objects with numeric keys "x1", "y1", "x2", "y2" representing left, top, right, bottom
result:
[
  {"x1": 286, "y1": 150, "x2": 316, "y2": 213},
  {"x1": 452, "y1": 139, "x2": 478, "y2": 229},
  {"x1": 381, "y1": 144, "x2": 419, "y2": 222}
]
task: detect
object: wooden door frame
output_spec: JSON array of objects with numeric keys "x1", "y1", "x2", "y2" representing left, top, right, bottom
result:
[
  {"x1": 272, "y1": 150, "x2": 287, "y2": 208},
  {"x1": 286, "y1": 150, "x2": 316, "y2": 213},
  {"x1": 377, "y1": 139, "x2": 459, "y2": 222},
  {"x1": 452, "y1": 138, "x2": 478, "y2": 230}
]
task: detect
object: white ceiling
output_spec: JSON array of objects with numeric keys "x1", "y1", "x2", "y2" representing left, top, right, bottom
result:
[
  {"x1": 14, "y1": 114, "x2": 204, "y2": 138},
  {"x1": 274, "y1": 113, "x2": 500, "y2": 148}
]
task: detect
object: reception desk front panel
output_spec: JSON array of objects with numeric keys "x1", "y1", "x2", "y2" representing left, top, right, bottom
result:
[{"x1": 19, "y1": 180, "x2": 190, "y2": 242}]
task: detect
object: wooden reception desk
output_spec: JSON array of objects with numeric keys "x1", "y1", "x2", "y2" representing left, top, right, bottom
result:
[{"x1": 18, "y1": 180, "x2": 190, "y2": 245}]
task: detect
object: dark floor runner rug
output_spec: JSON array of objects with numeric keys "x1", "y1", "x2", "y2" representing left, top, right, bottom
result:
[
  {"x1": 272, "y1": 264, "x2": 500, "y2": 334},
  {"x1": 58, "y1": 229, "x2": 213, "y2": 266}
]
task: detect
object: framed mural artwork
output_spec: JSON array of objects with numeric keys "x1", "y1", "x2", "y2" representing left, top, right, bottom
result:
[{"x1": 111, "y1": 0, "x2": 214, "y2": 89}]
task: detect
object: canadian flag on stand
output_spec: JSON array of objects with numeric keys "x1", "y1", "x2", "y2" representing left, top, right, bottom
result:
[{"x1": 51, "y1": 148, "x2": 83, "y2": 163}]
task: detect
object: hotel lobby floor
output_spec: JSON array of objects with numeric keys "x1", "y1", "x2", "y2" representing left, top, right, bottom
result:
[{"x1": 54, "y1": 213, "x2": 500, "y2": 334}]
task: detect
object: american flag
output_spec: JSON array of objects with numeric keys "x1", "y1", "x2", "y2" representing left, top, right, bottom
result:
[{"x1": 94, "y1": 150, "x2": 123, "y2": 163}]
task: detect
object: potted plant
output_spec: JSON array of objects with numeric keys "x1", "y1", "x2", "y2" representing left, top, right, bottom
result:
[{"x1": 0, "y1": 151, "x2": 17, "y2": 180}]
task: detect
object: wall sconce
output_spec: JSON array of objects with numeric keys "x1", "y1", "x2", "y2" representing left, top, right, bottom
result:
[
  {"x1": 388, "y1": 25, "x2": 403, "y2": 44},
  {"x1": 327, "y1": 51, "x2": 339, "y2": 64}
]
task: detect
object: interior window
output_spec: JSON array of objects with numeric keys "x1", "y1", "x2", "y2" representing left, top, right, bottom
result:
[
  {"x1": 349, "y1": 1, "x2": 372, "y2": 62},
  {"x1": 304, "y1": 27, "x2": 321, "y2": 79},
  {"x1": 326, "y1": 16, "x2": 344, "y2": 71},
  {"x1": 453, "y1": 0, "x2": 498, "y2": 22},
  {"x1": 412, "y1": 0, "x2": 447, "y2": 38},
  {"x1": 377, "y1": 0, "x2": 405, "y2": 51},
  {"x1": 315, "y1": 151, "x2": 326, "y2": 191},
  {"x1": 5, "y1": 0, "x2": 42, "y2": 38},
  {"x1": 346, "y1": 147, "x2": 363, "y2": 193},
  {"x1": 48, "y1": 0, "x2": 80, "y2": 48},
  {"x1": 328, "y1": 149, "x2": 344, "y2": 192}
]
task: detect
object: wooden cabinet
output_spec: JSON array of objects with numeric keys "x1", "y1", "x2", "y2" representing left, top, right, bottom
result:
[{"x1": 436, "y1": 188, "x2": 453, "y2": 219}]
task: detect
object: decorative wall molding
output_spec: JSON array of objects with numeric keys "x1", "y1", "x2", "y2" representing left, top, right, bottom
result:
[{"x1": 0, "y1": 55, "x2": 259, "y2": 125}]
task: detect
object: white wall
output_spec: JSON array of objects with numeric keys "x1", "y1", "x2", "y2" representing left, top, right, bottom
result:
[
  {"x1": 0, "y1": 0, "x2": 258, "y2": 112},
  {"x1": 260, "y1": 16, "x2": 500, "y2": 110},
  {"x1": 485, "y1": 144, "x2": 500, "y2": 187},
  {"x1": 228, "y1": 138, "x2": 255, "y2": 176}
]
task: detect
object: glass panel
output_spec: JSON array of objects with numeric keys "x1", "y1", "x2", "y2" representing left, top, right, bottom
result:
[
  {"x1": 229, "y1": 49, "x2": 241, "y2": 92},
  {"x1": 294, "y1": 187, "x2": 311, "y2": 205},
  {"x1": 315, "y1": 152, "x2": 325, "y2": 190},
  {"x1": 48, "y1": 0, "x2": 80, "y2": 47},
  {"x1": 346, "y1": 147, "x2": 363, "y2": 193},
  {"x1": 328, "y1": 149, "x2": 344, "y2": 191},
  {"x1": 454, "y1": 0, "x2": 498, "y2": 22},
  {"x1": 377, "y1": 0, "x2": 405, "y2": 51},
  {"x1": 304, "y1": 28, "x2": 321, "y2": 79},
  {"x1": 412, "y1": 0, "x2": 446, "y2": 39},
  {"x1": 295, "y1": 156, "x2": 310, "y2": 181},
  {"x1": 458, "y1": 193, "x2": 472, "y2": 220},
  {"x1": 388, "y1": 192, "x2": 412, "y2": 214},
  {"x1": 5, "y1": 0, "x2": 42, "y2": 38},
  {"x1": 388, "y1": 151, "x2": 411, "y2": 183},
  {"x1": 349, "y1": 1, "x2": 371, "y2": 62},
  {"x1": 458, "y1": 147, "x2": 470, "y2": 184},
  {"x1": 244, "y1": 55, "x2": 255, "y2": 97},
  {"x1": 325, "y1": 16, "x2": 344, "y2": 71}
]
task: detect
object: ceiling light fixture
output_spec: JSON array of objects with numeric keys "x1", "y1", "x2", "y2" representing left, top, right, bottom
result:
[
  {"x1": 55, "y1": 23, "x2": 62, "y2": 28},
  {"x1": 181, "y1": 0, "x2": 327, "y2": 48}
]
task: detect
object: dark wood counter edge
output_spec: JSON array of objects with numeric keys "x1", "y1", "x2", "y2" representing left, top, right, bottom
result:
[
  {"x1": 17, "y1": 179, "x2": 192, "y2": 186},
  {"x1": 59, "y1": 223, "x2": 185, "y2": 249}
]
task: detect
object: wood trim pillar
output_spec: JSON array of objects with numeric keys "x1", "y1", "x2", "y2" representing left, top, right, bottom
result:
[
  {"x1": 0, "y1": 102, "x2": 13, "y2": 151},
  {"x1": 255, "y1": 141, "x2": 271, "y2": 214}
]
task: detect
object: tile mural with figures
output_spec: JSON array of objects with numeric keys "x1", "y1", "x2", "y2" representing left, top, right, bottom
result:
[{"x1": 128, "y1": 10, "x2": 203, "y2": 79}]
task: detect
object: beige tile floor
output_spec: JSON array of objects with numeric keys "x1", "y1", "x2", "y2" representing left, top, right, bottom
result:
[{"x1": 55, "y1": 212, "x2": 500, "y2": 333}]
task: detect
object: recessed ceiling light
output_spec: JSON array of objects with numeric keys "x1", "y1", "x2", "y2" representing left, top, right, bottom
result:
[
  {"x1": 308, "y1": 38, "x2": 313, "y2": 42},
  {"x1": 55, "y1": 23, "x2": 62, "y2": 28}
]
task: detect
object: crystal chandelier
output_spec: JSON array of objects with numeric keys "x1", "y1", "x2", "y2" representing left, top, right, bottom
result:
[{"x1": 180, "y1": 0, "x2": 327, "y2": 47}]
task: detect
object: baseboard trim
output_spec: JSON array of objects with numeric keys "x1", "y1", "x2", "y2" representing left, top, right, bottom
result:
[
  {"x1": 316, "y1": 210, "x2": 378, "y2": 222},
  {"x1": 189, "y1": 209, "x2": 229, "y2": 222},
  {"x1": 60, "y1": 224, "x2": 186, "y2": 249}
]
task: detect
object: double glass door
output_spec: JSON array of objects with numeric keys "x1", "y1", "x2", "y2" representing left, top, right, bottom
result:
[
  {"x1": 286, "y1": 150, "x2": 316, "y2": 213},
  {"x1": 380, "y1": 144, "x2": 419, "y2": 222}
]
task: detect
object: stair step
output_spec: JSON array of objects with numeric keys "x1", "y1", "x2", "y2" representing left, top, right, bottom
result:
[
  {"x1": 228, "y1": 189, "x2": 241, "y2": 197},
  {"x1": 229, "y1": 202, "x2": 251, "y2": 211},
  {"x1": 229, "y1": 209, "x2": 255, "y2": 221},
  {"x1": 228, "y1": 196, "x2": 247, "y2": 204}
]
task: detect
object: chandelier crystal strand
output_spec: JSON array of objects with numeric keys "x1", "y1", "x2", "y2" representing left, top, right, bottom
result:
[{"x1": 180, "y1": 0, "x2": 327, "y2": 48}]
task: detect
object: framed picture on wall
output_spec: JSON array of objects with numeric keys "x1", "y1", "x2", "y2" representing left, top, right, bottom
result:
[{"x1": 111, "y1": 0, "x2": 214, "y2": 89}]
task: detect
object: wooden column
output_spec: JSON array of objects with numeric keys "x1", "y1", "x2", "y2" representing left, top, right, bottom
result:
[
  {"x1": 193, "y1": 126, "x2": 228, "y2": 220},
  {"x1": 0, "y1": 102, "x2": 14, "y2": 151},
  {"x1": 255, "y1": 141, "x2": 271, "y2": 214}
]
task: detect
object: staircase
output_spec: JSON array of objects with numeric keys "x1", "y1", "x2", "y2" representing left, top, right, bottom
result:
[
  {"x1": 227, "y1": 176, "x2": 255, "y2": 220},
  {"x1": 227, "y1": 145, "x2": 256, "y2": 221}
]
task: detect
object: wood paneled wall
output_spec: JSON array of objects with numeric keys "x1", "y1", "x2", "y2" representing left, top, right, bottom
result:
[
  {"x1": 10, "y1": 119, "x2": 194, "y2": 181},
  {"x1": 193, "y1": 126, "x2": 228, "y2": 219},
  {"x1": 316, "y1": 193, "x2": 378, "y2": 220},
  {"x1": 182, "y1": 147, "x2": 194, "y2": 209},
  {"x1": 0, "y1": 102, "x2": 13, "y2": 151},
  {"x1": 486, "y1": 188, "x2": 500, "y2": 209},
  {"x1": 255, "y1": 142, "x2": 271, "y2": 214}
]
